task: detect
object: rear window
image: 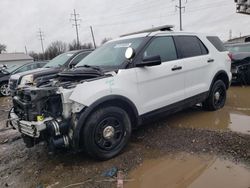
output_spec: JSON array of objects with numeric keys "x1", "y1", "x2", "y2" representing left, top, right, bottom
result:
[
  {"x1": 207, "y1": 36, "x2": 227, "y2": 52},
  {"x1": 174, "y1": 36, "x2": 208, "y2": 58}
]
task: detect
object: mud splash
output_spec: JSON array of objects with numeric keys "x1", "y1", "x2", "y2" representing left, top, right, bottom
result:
[
  {"x1": 169, "y1": 87, "x2": 250, "y2": 135},
  {"x1": 125, "y1": 153, "x2": 250, "y2": 188}
]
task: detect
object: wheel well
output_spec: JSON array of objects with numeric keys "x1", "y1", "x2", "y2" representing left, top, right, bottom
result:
[
  {"x1": 75, "y1": 97, "x2": 139, "y2": 149},
  {"x1": 93, "y1": 99, "x2": 139, "y2": 128},
  {"x1": 212, "y1": 72, "x2": 230, "y2": 89}
]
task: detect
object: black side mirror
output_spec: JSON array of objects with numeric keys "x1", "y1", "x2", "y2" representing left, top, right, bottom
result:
[{"x1": 136, "y1": 55, "x2": 162, "y2": 67}]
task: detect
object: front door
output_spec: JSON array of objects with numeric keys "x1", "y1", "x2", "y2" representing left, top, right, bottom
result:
[{"x1": 135, "y1": 36, "x2": 185, "y2": 115}]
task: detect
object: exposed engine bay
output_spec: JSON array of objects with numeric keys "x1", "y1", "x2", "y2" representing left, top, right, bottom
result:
[{"x1": 9, "y1": 67, "x2": 112, "y2": 150}]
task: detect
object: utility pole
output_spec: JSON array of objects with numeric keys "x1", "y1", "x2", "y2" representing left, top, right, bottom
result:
[
  {"x1": 90, "y1": 26, "x2": 96, "y2": 49},
  {"x1": 229, "y1": 29, "x2": 232, "y2": 40},
  {"x1": 38, "y1": 28, "x2": 45, "y2": 59},
  {"x1": 24, "y1": 46, "x2": 28, "y2": 54},
  {"x1": 175, "y1": 0, "x2": 186, "y2": 31},
  {"x1": 70, "y1": 9, "x2": 81, "y2": 49}
]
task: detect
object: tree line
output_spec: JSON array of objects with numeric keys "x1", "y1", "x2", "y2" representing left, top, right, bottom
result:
[
  {"x1": 0, "y1": 37, "x2": 112, "y2": 61},
  {"x1": 31, "y1": 38, "x2": 112, "y2": 61}
]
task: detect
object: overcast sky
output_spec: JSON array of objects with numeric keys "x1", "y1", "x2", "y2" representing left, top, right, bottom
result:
[{"x1": 0, "y1": 0, "x2": 250, "y2": 53}]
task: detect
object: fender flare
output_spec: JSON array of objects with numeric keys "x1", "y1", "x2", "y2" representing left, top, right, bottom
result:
[
  {"x1": 73, "y1": 95, "x2": 139, "y2": 150},
  {"x1": 209, "y1": 70, "x2": 230, "y2": 92}
]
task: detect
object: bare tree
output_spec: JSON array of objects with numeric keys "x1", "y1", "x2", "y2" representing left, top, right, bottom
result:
[
  {"x1": 81, "y1": 42, "x2": 93, "y2": 49},
  {"x1": 101, "y1": 38, "x2": 112, "y2": 45},
  {"x1": 68, "y1": 40, "x2": 81, "y2": 51},
  {"x1": 69, "y1": 40, "x2": 94, "y2": 50},
  {"x1": 0, "y1": 44, "x2": 7, "y2": 54},
  {"x1": 45, "y1": 41, "x2": 67, "y2": 59}
]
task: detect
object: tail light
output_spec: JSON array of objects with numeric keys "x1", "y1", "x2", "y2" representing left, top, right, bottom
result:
[{"x1": 228, "y1": 53, "x2": 233, "y2": 62}]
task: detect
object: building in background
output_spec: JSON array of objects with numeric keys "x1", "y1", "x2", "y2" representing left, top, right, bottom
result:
[
  {"x1": 235, "y1": 0, "x2": 250, "y2": 15},
  {"x1": 0, "y1": 53, "x2": 33, "y2": 67},
  {"x1": 227, "y1": 35, "x2": 250, "y2": 43}
]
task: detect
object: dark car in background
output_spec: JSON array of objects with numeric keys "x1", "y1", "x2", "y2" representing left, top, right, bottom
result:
[
  {"x1": 225, "y1": 42, "x2": 250, "y2": 84},
  {"x1": 0, "y1": 61, "x2": 46, "y2": 96},
  {"x1": 9, "y1": 50, "x2": 92, "y2": 95}
]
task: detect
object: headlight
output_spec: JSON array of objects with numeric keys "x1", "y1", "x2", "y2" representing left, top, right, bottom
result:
[{"x1": 20, "y1": 74, "x2": 34, "y2": 86}]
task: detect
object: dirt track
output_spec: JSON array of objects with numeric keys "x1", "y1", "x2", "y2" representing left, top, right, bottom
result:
[{"x1": 0, "y1": 87, "x2": 250, "y2": 188}]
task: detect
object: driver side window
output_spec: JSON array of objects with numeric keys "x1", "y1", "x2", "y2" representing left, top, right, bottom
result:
[{"x1": 143, "y1": 36, "x2": 177, "y2": 62}]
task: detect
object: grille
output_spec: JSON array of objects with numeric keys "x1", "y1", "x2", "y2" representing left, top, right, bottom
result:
[{"x1": 9, "y1": 79, "x2": 18, "y2": 91}]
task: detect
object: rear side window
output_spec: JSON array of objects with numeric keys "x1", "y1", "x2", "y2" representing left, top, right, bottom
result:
[
  {"x1": 143, "y1": 37, "x2": 177, "y2": 62},
  {"x1": 207, "y1": 36, "x2": 227, "y2": 52},
  {"x1": 174, "y1": 36, "x2": 208, "y2": 58}
]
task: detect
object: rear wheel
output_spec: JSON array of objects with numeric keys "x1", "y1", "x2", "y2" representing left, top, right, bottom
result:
[
  {"x1": 203, "y1": 80, "x2": 226, "y2": 111},
  {"x1": 82, "y1": 106, "x2": 132, "y2": 160},
  {"x1": 0, "y1": 82, "x2": 10, "y2": 97}
]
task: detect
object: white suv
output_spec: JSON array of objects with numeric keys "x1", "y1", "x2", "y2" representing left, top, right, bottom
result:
[{"x1": 9, "y1": 25, "x2": 232, "y2": 160}]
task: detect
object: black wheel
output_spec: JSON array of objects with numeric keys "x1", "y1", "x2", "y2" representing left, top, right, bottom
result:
[
  {"x1": 0, "y1": 82, "x2": 10, "y2": 97},
  {"x1": 203, "y1": 80, "x2": 226, "y2": 111},
  {"x1": 82, "y1": 106, "x2": 132, "y2": 160}
]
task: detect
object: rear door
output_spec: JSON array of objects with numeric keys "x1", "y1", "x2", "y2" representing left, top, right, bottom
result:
[
  {"x1": 135, "y1": 36, "x2": 185, "y2": 114},
  {"x1": 173, "y1": 35, "x2": 211, "y2": 99}
]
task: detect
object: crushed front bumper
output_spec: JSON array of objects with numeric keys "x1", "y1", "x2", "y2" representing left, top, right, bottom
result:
[{"x1": 9, "y1": 109, "x2": 52, "y2": 138}]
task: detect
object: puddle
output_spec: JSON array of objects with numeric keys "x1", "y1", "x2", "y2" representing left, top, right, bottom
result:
[
  {"x1": 125, "y1": 154, "x2": 250, "y2": 188},
  {"x1": 168, "y1": 87, "x2": 250, "y2": 135}
]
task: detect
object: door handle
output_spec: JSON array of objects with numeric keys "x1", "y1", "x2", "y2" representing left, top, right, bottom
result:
[
  {"x1": 207, "y1": 58, "x2": 214, "y2": 63},
  {"x1": 172, "y1": 65, "x2": 182, "y2": 71}
]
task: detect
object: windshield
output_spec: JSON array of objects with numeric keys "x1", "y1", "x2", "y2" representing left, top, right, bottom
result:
[
  {"x1": 225, "y1": 43, "x2": 250, "y2": 53},
  {"x1": 2, "y1": 65, "x2": 20, "y2": 74},
  {"x1": 76, "y1": 37, "x2": 144, "y2": 68},
  {"x1": 44, "y1": 52, "x2": 74, "y2": 68}
]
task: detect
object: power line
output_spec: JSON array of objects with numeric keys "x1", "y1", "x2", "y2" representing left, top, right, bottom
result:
[
  {"x1": 90, "y1": 1, "x2": 230, "y2": 28},
  {"x1": 38, "y1": 28, "x2": 45, "y2": 55},
  {"x1": 70, "y1": 9, "x2": 81, "y2": 49}
]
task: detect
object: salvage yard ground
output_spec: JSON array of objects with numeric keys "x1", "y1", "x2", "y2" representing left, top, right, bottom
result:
[{"x1": 0, "y1": 86, "x2": 250, "y2": 188}]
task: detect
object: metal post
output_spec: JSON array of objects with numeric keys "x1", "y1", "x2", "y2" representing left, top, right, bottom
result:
[{"x1": 90, "y1": 26, "x2": 96, "y2": 49}]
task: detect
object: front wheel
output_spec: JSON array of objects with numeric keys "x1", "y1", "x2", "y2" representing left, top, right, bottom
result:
[
  {"x1": 203, "y1": 80, "x2": 226, "y2": 111},
  {"x1": 82, "y1": 106, "x2": 132, "y2": 160},
  {"x1": 0, "y1": 82, "x2": 10, "y2": 97}
]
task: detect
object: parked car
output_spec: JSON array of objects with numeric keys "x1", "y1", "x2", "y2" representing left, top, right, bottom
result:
[
  {"x1": 9, "y1": 50, "x2": 92, "y2": 95},
  {"x1": 0, "y1": 61, "x2": 46, "y2": 96},
  {"x1": 9, "y1": 25, "x2": 232, "y2": 160},
  {"x1": 224, "y1": 42, "x2": 250, "y2": 84}
]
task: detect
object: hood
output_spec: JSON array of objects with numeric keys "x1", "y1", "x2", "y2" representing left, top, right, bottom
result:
[
  {"x1": 10, "y1": 67, "x2": 60, "y2": 81},
  {"x1": 58, "y1": 67, "x2": 105, "y2": 82},
  {"x1": 231, "y1": 52, "x2": 250, "y2": 67},
  {"x1": 0, "y1": 71, "x2": 7, "y2": 78},
  {"x1": 231, "y1": 52, "x2": 250, "y2": 62}
]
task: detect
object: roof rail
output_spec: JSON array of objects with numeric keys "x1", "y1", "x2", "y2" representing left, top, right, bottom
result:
[{"x1": 120, "y1": 25, "x2": 174, "y2": 37}]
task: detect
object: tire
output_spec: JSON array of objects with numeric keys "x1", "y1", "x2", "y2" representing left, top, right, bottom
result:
[
  {"x1": 203, "y1": 80, "x2": 226, "y2": 111},
  {"x1": 82, "y1": 106, "x2": 132, "y2": 160},
  {"x1": 0, "y1": 82, "x2": 10, "y2": 97}
]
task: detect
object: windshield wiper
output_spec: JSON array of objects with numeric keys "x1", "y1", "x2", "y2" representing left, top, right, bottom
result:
[{"x1": 76, "y1": 64, "x2": 102, "y2": 71}]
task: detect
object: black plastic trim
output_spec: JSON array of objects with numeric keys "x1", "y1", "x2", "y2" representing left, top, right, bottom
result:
[{"x1": 140, "y1": 92, "x2": 208, "y2": 124}]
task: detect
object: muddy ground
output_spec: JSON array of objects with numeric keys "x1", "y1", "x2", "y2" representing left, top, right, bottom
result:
[{"x1": 0, "y1": 87, "x2": 250, "y2": 188}]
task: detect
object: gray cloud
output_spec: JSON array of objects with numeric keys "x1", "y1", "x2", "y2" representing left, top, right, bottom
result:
[{"x1": 0, "y1": 0, "x2": 249, "y2": 53}]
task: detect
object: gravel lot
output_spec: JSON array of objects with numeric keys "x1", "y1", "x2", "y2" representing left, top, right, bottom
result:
[{"x1": 0, "y1": 86, "x2": 250, "y2": 188}]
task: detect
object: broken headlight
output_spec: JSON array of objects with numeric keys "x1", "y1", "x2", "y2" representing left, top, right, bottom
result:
[{"x1": 20, "y1": 74, "x2": 35, "y2": 86}]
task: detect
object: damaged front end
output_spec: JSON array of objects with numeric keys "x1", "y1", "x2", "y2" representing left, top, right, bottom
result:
[
  {"x1": 9, "y1": 67, "x2": 107, "y2": 150},
  {"x1": 10, "y1": 86, "x2": 72, "y2": 149}
]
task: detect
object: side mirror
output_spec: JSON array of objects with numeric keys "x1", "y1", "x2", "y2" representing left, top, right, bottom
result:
[
  {"x1": 136, "y1": 55, "x2": 162, "y2": 67},
  {"x1": 125, "y1": 47, "x2": 136, "y2": 60}
]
